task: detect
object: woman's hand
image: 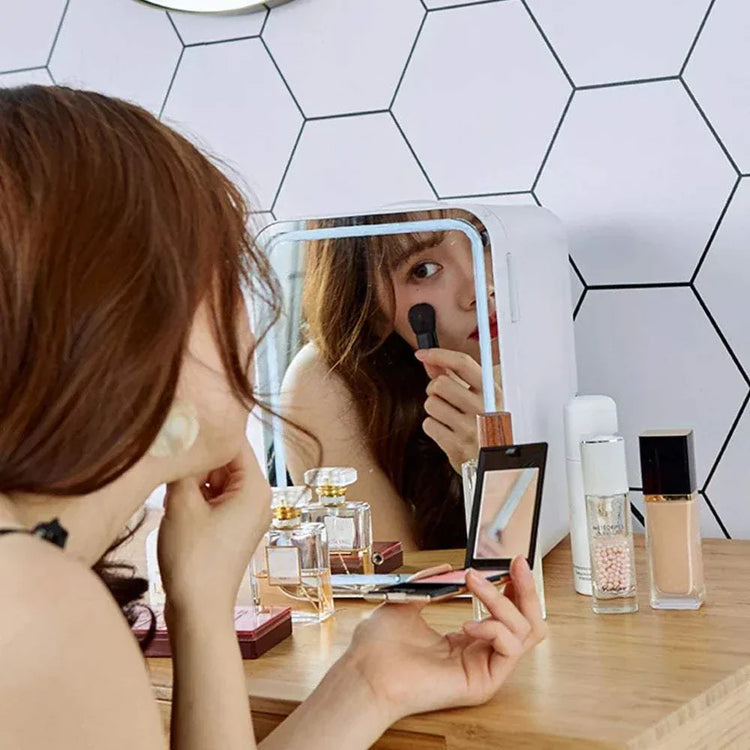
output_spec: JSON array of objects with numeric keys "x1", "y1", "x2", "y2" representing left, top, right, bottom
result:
[
  {"x1": 344, "y1": 556, "x2": 546, "y2": 723},
  {"x1": 157, "y1": 439, "x2": 272, "y2": 620},
  {"x1": 415, "y1": 348, "x2": 500, "y2": 473}
]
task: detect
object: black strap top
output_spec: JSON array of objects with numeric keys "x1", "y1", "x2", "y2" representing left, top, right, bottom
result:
[{"x1": 0, "y1": 518, "x2": 68, "y2": 548}]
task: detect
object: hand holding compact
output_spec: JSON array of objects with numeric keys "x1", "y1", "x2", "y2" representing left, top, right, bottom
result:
[{"x1": 344, "y1": 555, "x2": 546, "y2": 723}]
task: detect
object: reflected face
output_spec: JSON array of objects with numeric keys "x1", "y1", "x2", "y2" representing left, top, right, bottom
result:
[{"x1": 378, "y1": 230, "x2": 500, "y2": 364}]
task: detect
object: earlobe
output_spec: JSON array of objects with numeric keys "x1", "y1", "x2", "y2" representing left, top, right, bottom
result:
[{"x1": 148, "y1": 401, "x2": 200, "y2": 458}]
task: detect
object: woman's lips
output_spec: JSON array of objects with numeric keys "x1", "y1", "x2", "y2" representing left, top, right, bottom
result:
[{"x1": 469, "y1": 317, "x2": 499, "y2": 341}]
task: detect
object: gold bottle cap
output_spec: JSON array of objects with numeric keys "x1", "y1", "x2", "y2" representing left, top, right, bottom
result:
[
  {"x1": 273, "y1": 505, "x2": 302, "y2": 521},
  {"x1": 304, "y1": 467, "x2": 357, "y2": 492},
  {"x1": 270, "y1": 486, "x2": 308, "y2": 523},
  {"x1": 477, "y1": 411, "x2": 513, "y2": 448}
]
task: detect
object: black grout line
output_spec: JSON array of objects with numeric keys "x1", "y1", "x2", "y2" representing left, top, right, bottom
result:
[
  {"x1": 389, "y1": 10, "x2": 427, "y2": 111},
  {"x1": 630, "y1": 503, "x2": 645, "y2": 528},
  {"x1": 531, "y1": 191, "x2": 542, "y2": 207},
  {"x1": 166, "y1": 11, "x2": 185, "y2": 47},
  {"x1": 700, "y1": 489, "x2": 732, "y2": 539},
  {"x1": 572, "y1": 288, "x2": 586, "y2": 320},
  {"x1": 576, "y1": 75, "x2": 679, "y2": 91},
  {"x1": 520, "y1": 0, "x2": 575, "y2": 89},
  {"x1": 270, "y1": 121, "x2": 305, "y2": 214},
  {"x1": 569, "y1": 255, "x2": 587, "y2": 288},
  {"x1": 46, "y1": 0, "x2": 70, "y2": 67},
  {"x1": 532, "y1": 87, "x2": 574, "y2": 192},
  {"x1": 158, "y1": 46, "x2": 184, "y2": 121},
  {"x1": 691, "y1": 285, "x2": 750, "y2": 385},
  {"x1": 390, "y1": 111, "x2": 440, "y2": 199},
  {"x1": 419, "y1": 0, "x2": 427, "y2": 9},
  {"x1": 260, "y1": 36, "x2": 305, "y2": 119},
  {"x1": 307, "y1": 109, "x2": 389, "y2": 122},
  {"x1": 0, "y1": 64, "x2": 48, "y2": 77},
  {"x1": 681, "y1": 78, "x2": 741, "y2": 176},
  {"x1": 702, "y1": 390, "x2": 750, "y2": 498},
  {"x1": 691, "y1": 175, "x2": 740, "y2": 284},
  {"x1": 260, "y1": 6, "x2": 271, "y2": 36},
  {"x1": 587, "y1": 281, "x2": 691, "y2": 290},
  {"x1": 680, "y1": 0, "x2": 717, "y2": 77},
  {"x1": 185, "y1": 34, "x2": 264, "y2": 49},
  {"x1": 426, "y1": 0, "x2": 512, "y2": 11},
  {"x1": 45, "y1": 65, "x2": 56, "y2": 85}
]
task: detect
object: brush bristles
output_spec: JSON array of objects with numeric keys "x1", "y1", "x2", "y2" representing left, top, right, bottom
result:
[{"x1": 408, "y1": 303, "x2": 436, "y2": 335}]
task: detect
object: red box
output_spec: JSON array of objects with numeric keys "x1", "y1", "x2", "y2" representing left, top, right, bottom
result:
[{"x1": 133, "y1": 605, "x2": 292, "y2": 659}]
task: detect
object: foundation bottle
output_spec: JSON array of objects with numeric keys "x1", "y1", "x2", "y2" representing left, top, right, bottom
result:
[
  {"x1": 302, "y1": 467, "x2": 374, "y2": 575},
  {"x1": 580, "y1": 435, "x2": 638, "y2": 614},
  {"x1": 639, "y1": 430, "x2": 705, "y2": 610},
  {"x1": 253, "y1": 487, "x2": 334, "y2": 624}
]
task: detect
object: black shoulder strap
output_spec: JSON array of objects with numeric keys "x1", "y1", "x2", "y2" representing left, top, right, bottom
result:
[{"x1": 0, "y1": 518, "x2": 68, "y2": 548}]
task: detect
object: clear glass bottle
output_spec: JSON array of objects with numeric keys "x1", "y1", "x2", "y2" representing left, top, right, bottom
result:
[
  {"x1": 581, "y1": 435, "x2": 638, "y2": 614},
  {"x1": 253, "y1": 487, "x2": 334, "y2": 624},
  {"x1": 302, "y1": 467, "x2": 374, "y2": 575},
  {"x1": 639, "y1": 430, "x2": 705, "y2": 610}
]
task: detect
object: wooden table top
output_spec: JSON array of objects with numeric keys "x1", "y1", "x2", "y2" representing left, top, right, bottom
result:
[{"x1": 146, "y1": 536, "x2": 750, "y2": 749}]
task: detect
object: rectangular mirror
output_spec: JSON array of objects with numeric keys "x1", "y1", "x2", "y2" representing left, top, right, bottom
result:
[{"x1": 252, "y1": 207, "x2": 501, "y2": 552}]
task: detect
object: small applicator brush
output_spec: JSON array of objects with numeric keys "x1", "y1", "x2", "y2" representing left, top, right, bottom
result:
[{"x1": 408, "y1": 303, "x2": 439, "y2": 349}]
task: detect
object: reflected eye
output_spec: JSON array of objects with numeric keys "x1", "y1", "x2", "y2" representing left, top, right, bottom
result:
[{"x1": 409, "y1": 261, "x2": 442, "y2": 281}]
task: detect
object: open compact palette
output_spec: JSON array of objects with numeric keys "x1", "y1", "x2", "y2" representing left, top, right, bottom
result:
[{"x1": 356, "y1": 442, "x2": 548, "y2": 603}]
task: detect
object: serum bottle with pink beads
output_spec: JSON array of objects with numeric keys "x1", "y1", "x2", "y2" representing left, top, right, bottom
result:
[{"x1": 581, "y1": 435, "x2": 638, "y2": 614}]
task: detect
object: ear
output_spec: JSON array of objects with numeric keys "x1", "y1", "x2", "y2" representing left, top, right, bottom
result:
[{"x1": 148, "y1": 401, "x2": 200, "y2": 459}]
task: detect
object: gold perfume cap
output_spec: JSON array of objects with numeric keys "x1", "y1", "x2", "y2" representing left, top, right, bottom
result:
[
  {"x1": 270, "y1": 486, "x2": 309, "y2": 522},
  {"x1": 273, "y1": 505, "x2": 301, "y2": 521},
  {"x1": 477, "y1": 411, "x2": 513, "y2": 448},
  {"x1": 304, "y1": 467, "x2": 357, "y2": 498}
]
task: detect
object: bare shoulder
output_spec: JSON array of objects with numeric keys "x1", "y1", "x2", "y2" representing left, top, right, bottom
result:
[
  {"x1": 0, "y1": 536, "x2": 163, "y2": 750},
  {"x1": 281, "y1": 342, "x2": 356, "y2": 417}
]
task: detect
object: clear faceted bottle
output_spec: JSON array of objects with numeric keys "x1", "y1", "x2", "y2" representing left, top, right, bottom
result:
[
  {"x1": 302, "y1": 467, "x2": 374, "y2": 575},
  {"x1": 253, "y1": 487, "x2": 334, "y2": 624}
]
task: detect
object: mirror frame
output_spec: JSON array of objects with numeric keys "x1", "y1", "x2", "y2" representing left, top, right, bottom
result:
[{"x1": 254, "y1": 215, "x2": 498, "y2": 486}]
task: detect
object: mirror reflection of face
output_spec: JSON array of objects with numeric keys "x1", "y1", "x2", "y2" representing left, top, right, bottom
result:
[
  {"x1": 474, "y1": 468, "x2": 538, "y2": 559},
  {"x1": 377, "y1": 229, "x2": 500, "y2": 365}
]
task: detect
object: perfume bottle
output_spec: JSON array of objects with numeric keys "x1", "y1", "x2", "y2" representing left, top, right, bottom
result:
[
  {"x1": 253, "y1": 487, "x2": 334, "y2": 624},
  {"x1": 581, "y1": 435, "x2": 638, "y2": 614},
  {"x1": 639, "y1": 429, "x2": 705, "y2": 610},
  {"x1": 302, "y1": 467, "x2": 374, "y2": 575}
]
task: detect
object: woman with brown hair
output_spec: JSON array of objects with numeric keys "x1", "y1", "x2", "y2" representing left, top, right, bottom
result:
[
  {"x1": 0, "y1": 86, "x2": 544, "y2": 749},
  {"x1": 281, "y1": 212, "x2": 502, "y2": 550}
]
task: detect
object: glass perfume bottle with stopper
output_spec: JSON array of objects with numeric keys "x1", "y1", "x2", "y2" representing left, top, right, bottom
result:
[
  {"x1": 580, "y1": 435, "x2": 638, "y2": 614},
  {"x1": 253, "y1": 486, "x2": 334, "y2": 624},
  {"x1": 639, "y1": 429, "x2": 705, "y2": 610},
  {"x1": 302, "y1": 467, "x2": 374, "y2": 575},
  {"x1": 462, "y1": 412, "x2": 546, "y2": 620}
]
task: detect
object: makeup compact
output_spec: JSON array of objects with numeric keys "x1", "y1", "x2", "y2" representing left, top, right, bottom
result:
[{"x1": 364, "y1": 442, "x2": 547, "y2": 603}]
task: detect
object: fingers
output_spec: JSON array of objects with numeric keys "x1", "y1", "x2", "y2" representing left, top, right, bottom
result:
[
  {"x1": 427, "y1": 374, "x2": 482, "y2": 415},
  {"x1": 415, "y1": 348, "x2": 483, "y2": 391},
  {"x1": 465, "y1": 570, "x2": 531, "y2": 641},
  {"x1": 462, "y1": 618, "x2": 524, "y2": 660},
  {"x1": 424, "y1": 394, "x2": 465, "y2": 432},
  {"x1": 506, "y1": 556, "x2": 547, "y2": 644}
]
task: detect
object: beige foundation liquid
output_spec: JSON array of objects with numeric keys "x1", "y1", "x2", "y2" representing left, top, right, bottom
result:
[{"x1": 639, "y1": 430, "x2": 705, "y2": 610}]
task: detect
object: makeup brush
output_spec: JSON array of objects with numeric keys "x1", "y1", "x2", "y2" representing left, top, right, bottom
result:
[{"x1": 408, "y1": 303, "x2": 439, "y2": 349}]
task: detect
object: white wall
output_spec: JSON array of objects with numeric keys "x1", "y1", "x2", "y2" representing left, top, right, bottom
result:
[{"x1": 3, "y1": 0, "x2": 748, "y2": 539}]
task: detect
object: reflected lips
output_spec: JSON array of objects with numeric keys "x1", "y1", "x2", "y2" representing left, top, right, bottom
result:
[{"x1": 470, "y1": 317, "x2": 498, "y2": 341}]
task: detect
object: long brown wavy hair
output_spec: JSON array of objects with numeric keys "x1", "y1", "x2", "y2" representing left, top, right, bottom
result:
[
  {"x1": 0, "y1": 86, "x2": 279, "y2": 627},
  {"x1": 303, "y1": 210, "x2": 487, "y2": 549}
]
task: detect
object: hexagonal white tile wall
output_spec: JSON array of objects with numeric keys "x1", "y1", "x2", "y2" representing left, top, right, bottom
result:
[
  {"x1": 162, "y1": 39, "x2": 302, "y2": 213},
  {"x1": 526, "y1": 0, "x2": 710, "y2": 86},
  {"x1": 705, "y1": 401, "x2": 750, "y2": 538},
  {"x1": 536, "y1": 81, "x2": 736, "y2": 285},
  {"x1": 274, "y1": 113, "x2": 434, "y2": 219},
  {"x1": 169, "y1": 7, "x2": 266, "y2": 45},
  {"x1": 0, "y1": 69, "x2": 55, "y2": 88},
  {"x1": 392, "y1": 2, "x2": 571, "y2": 197},
  {"x1": 694, "y1": 178, "x2": 750, "y2": 373},
  {"x1": 263, "y1": 0, "x2": 423, "y2": 118},
  {"x1": 575, "y1": 288, "x2": 747, "y2": 491},
  {"x1": 423, "y1": 0, "x2": 495, "y2": 7},
  {"x1": 0, "y1": 0, "x2": 67, "y2": 72},
  {"x1": 684, "y1": 0, "x2": 750, "y2": 173},
  {"x1": 49, "y1": 0, "x2": 181, "y2": 115},
  {"x1": 570, "y1": 265, "x2": 584, "y2": 315}
]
